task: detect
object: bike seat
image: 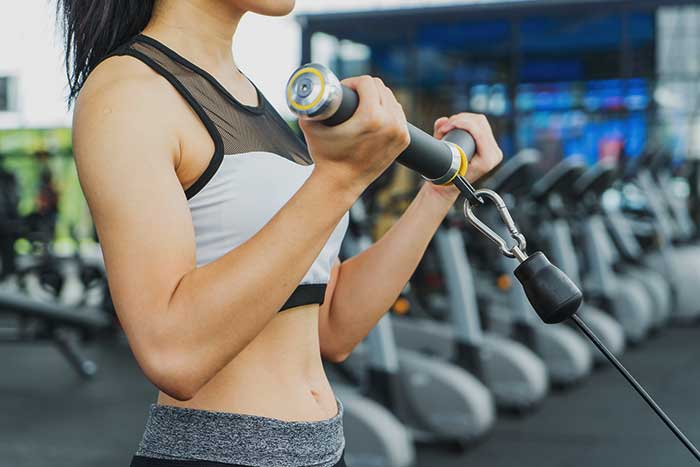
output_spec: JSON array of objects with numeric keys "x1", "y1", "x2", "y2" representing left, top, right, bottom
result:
[
  {"x1": 648, "y1": 149, "x2": 674, "y2": 175},
  {"x1": 484, "y1": 149, "x2": 541, "y2": 195},
  {"x1": 574, "y1": 161, "x2": 618, "y2": 198},
  {"x1": 531, "y1": 157, "x2": 587, "y2": 201},
  {"x1": 634, "y1": 146, "x2": 667, "y2": 177}
]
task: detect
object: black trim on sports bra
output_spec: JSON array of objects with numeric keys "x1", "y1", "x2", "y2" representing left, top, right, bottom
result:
[
  {"x1": 280, "y1": 284, "x2": 327, "y2": 311},
  {"x1": 134, "y1": 34, "x2": 266, "y2": 115},
  {"x1": 97, "y1": 37, "x2": 331, "y2": 312},
  {"x1": 131, "y1": 34, "x2": 313, "y2": 167},
  {"x1": 118, "y1": 48, "x2": 225, "y2": 200}
]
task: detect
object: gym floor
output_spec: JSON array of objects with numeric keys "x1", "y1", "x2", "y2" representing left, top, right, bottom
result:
[{"x1": 2, "y1": 326, "x2": 699, "y2": 467}]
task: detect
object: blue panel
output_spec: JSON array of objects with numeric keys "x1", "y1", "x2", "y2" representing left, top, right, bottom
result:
[
  {"x1": 373, "y1": 46, "x2": 410, "y2": 83},
  {"x1": 628, "y1": 12, "x2": 655, "y2": 44},
  {"x1": 520, "y1": 60, "x2": 584, "y2": 82},
  {"x1": 515, "y1": 78, "x2": 650, "y2": 165},
  {"x1": 418, "y1": 20, "x2": 511, "y2": 51},
  {"x1": 520, "y1": 14, "x2": 622, "y2": 53}
]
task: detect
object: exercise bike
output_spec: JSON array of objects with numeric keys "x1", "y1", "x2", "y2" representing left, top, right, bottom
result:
[
  {"x1": 522, "y1": 156, "x2": 627, "y2": 360},
  {"x1": 626, "y1": 149, "x2": 700, "y2": 322},
  {"x1": 469, "y1": 150, "x2": 594, "y2": 386},
  {"x1": 324, "y1": 363, "x2": 416, "y2": 467},
  {"x1": 339, "y1": 200, "x2": 496, "y2": 446},
  {"x1": 390, "y1": 206, "x2": 549, "y2": 412},
  {"x1": 577, "y1": 161, "x2": 672, "y2": 330},
  {"x1": 286, "y1": 63, "x2": 700, "y2": 463}
]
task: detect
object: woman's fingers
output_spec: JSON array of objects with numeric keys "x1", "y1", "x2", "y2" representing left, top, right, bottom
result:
[
  {"x1": 340, "y1": 75, "x2": 383, "y2": 129},
  {"x1": 372, "y1": 77, "x2": 387, "y2": 107},
  {"x1": 451, "y1": 113, "x2": 501, "y2": 156},
  {"x1": 437, "y1": 112, "x2": 503, "y2": 179},
  {"x1": 433, "y1": 117, "x2": 450, "y2": 139}
]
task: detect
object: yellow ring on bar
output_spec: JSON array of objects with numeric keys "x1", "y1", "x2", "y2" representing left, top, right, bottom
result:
[
  {"x1": 287, "y1": 67, "x2": 326, "y2": 112},
  {"x1": 440, "y1": 144, "x2": 469, "y2": 186},
  {"x1": 457, "y1": 145, "x2": 469, "y2": 177}
]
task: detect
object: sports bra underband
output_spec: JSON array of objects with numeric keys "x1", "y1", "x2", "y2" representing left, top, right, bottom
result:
[{"x1": 105, "y1": 34, "x2": 349, "y2": 311}]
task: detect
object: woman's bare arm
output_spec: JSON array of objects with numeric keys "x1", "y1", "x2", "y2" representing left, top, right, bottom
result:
[
  {"x1": 318, "y1": 184, "x2": 454, "y2": 361},
  {"x1": 73, "y1": 60, "x2": 405, "y2": 401},
  {"x1": 318, "y1": 113, "x2": 503, "y2": 361}
]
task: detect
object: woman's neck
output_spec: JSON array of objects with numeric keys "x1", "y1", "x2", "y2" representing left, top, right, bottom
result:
[{"x1": 143, "y1": 0, "x2": 245, "y2": 73}]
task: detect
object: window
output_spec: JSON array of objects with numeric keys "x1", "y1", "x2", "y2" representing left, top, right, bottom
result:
[{"x1": 0, "y1": 76, "x2": 17, "y2": 112}]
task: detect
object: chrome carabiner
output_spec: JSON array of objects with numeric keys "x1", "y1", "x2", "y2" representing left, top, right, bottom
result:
[{"x1": 463, "y1": 188, "x2": 528, "y2": 261}]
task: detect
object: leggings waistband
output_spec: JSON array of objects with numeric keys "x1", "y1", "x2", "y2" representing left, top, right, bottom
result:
[
  {"x1": 130, "y1": 454, "x2": 347, "y2": 467},
  {"x1": 134, "y1": 401, "x2": 345, "y2": 467}
]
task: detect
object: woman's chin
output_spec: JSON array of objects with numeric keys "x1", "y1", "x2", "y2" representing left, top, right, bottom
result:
[{"x1": 246, "y1": 0, "x2": 296, "y2": 17}]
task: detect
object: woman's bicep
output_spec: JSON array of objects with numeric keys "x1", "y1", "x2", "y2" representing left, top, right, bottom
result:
[{"x1": 73, "y1": 79, "x2": 194, "y2": 352}]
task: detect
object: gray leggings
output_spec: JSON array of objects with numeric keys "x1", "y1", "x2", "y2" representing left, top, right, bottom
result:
[{"x1": 131, "y1": 401, "x2": 345, "y2": 467}]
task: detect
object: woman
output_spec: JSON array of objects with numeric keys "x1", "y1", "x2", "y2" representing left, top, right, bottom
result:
[{"x1": 58, "y1": 1, "x2": 503, "y2": 466}]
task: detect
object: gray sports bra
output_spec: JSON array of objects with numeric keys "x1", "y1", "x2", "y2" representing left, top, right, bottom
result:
[{"x1": 108, "y1": 34, "x2": 349, "y2": 311}]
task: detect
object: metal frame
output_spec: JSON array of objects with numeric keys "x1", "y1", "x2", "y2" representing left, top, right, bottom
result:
[{"x1": 297, "y1": 0, "x2": 696, "y2": 30}]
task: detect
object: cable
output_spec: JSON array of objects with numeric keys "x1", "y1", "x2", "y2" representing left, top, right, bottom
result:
[{"x1": 571, "y1": 313, "x2": 700, "y2": 463}]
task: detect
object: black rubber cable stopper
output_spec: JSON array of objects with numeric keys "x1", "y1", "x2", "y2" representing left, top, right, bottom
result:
[{"x1": 514, "y1": 251, "x2": 583, "y2": 324}]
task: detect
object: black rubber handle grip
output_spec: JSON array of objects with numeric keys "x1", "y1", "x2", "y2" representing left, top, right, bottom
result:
[
  {"x1": 403, "y1": 123, "x2": 456, "y2": 180},
  {"x1": 324, "y1": 85, "x2": 359, "y2": 126},
  {"x1": 323, "y1": 85, "x2": 476, "y2": 181}
]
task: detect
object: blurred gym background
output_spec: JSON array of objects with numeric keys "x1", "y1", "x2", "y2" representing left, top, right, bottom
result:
[{"x1": 2, "y1": 1, "x2": 700, "y2": 466}]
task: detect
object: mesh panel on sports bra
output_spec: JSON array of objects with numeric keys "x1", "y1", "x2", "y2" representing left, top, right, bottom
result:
[{"x1": 122, "y1": 35, "x2": 312, "y2": 167}]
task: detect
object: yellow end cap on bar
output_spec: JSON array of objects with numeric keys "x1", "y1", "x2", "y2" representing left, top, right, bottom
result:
[
  {"x1": 287, "y1": 67, "x2": 326, "y2": 112},
  {"x1": 440, "y1": 143, "x2": 470, "y2": 186}
]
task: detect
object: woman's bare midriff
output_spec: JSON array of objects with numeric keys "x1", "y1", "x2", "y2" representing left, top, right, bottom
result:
[
  {"x1": 157, "y1": 304, "x2": 339, "y2": 422},
  {"x1": 148, "y1": 68, "x2": 339, "y2": 421}
]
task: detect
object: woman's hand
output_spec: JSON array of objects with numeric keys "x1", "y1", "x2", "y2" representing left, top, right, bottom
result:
[
  {"x1": 300, "y1": 76, "x2": 410, "y2": 197},
  {"x1": 423, "y1": 113, "x2": 504, "y2": 201}
]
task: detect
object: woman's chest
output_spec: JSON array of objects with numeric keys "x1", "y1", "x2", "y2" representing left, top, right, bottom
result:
[{"x1": 188, "y1": 152, "x2": 315, "y2": 238}]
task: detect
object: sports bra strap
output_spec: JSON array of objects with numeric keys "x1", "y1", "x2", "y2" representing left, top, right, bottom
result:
[{"x1": 103, "y1": 34, "x2": 313, "y2": 199}]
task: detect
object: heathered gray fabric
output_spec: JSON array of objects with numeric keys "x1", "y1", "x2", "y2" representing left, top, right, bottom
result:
[{"x1": 135, "y1": 400, "x2": 345, "y2": 467}]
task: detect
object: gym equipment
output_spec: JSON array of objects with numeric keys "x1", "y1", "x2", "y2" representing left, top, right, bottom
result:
[
  {"x1": 475, "y1": 151, "x2": 593, "y2": 385},
  {"x1": 18, "y1": 253, "x2": 99, "y2": 306},
  {"x1": 0, "y1": 166, "x2": 115, "y2": 378},
  {"x1": 391, "y1": 213, "x2": 549, "y2": 411},
  {"x1": 327, "y1": 378, "x2": 416, "y2": 467},
  {"x1": 287, "y1": 64, "x2": 477, "y2": 202},
  {"x1": 526, "y1": 157, "x2": 627, "y2": 358},
  {"x1": 286, "y1": 63, "x2": 700, "y2": 462},
  {"x1": 341, "y1": 201, "x2": 496, "y2": 444},
  {"x1": 646, "y1": 151, "x2": 698, "y2": 243},
  {"x1": 0, "y1": 290, "x2": 113, "y2": 378},
  {"x1": 464, "y1": 172, "x2": 700, "y2": 462},
  {"x1": 628, "y1": 150, "x2": 700, "y2": 321},
  {"x1": 576, "y1": 161, "x2": 672, "y2": 330}
]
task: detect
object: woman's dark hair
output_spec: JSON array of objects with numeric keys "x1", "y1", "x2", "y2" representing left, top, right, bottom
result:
[{"x1": 57, "y1": 0, "x2": 156, "y2": 104}]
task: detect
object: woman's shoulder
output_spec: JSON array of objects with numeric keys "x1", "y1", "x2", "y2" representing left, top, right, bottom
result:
[
  {"x1": 76, "y1": 53, "x2": 178, "y2": 117},
  {"x1": 72, "y1": 52, "x2": 183, "y2": 167}
]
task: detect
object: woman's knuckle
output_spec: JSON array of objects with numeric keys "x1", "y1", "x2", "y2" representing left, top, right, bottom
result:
[
  {"x1": 385, "y1": 121, "x2": 400, "y2": 139},
  {"x1": 467, "y1": 114, "x2": 483, "y2": 126},
  {"x1": 393, "y1": 121, "x2": 408, "y2": 140},
  {"x1": 364, "y1": 113, "x2": 382, "y2": 132},
  {"x1": 399, "y1": 128, "x2": 411, "y2": 148},
  {"x1": 358, "y1": 75, "x2": 373, "y2": 87}
]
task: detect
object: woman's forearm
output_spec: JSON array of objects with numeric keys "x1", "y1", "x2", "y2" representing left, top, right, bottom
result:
[{"x1": 321, "y1": 182, "x2": 458, "y2": 358}]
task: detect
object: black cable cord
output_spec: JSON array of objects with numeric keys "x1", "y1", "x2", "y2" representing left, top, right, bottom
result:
[{"x1": 571, "y1": 313, "x2": 700, "y2": 463}]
